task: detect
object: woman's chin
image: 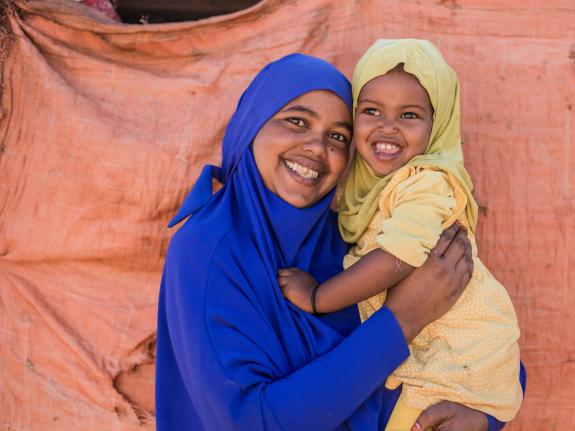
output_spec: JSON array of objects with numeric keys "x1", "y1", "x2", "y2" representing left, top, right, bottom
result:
[{"x1": 278, "y1": 190, "x2": 324, "y2": 208}]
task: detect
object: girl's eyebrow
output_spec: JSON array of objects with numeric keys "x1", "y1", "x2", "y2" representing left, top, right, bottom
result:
[
  {"x1": 357, "y1": 99, "x2": 427, "y2": 111},
  {"x1": 357, "y1": 98, "x2": 381, "y2": 106},
  {"x1": 399, "y1": 104, "x2": 427, "y2": 110}
]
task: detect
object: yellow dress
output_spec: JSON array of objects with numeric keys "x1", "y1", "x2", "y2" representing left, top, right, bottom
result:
[{"x1": 343, "y1": 166, "x2": 523, "y2": 426}]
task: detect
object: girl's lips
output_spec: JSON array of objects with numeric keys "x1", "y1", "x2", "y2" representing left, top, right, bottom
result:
[{"x1": 373, "y1": 141, "x2": 402, "y2": 160}]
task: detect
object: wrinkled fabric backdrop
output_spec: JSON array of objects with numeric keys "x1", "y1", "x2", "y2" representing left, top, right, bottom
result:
[{"x1": 0, "y1": 0, "x2": 573, "y2": 429}]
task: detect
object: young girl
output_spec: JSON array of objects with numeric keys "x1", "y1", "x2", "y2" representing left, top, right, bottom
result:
[{"x1": 279, "y1": 39, "x2": 522, "y2": 430}]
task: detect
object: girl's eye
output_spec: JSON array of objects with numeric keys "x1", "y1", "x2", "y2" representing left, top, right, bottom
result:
[
  {"x1": 364, "y1": 108, "x2": 380, "y2": 116},
  {"x1": 401, "y1": 112, "x2": 418, "y2": 119},
  {"x1": 287, "y1": 117, "x2": 307, "y2": 127}
]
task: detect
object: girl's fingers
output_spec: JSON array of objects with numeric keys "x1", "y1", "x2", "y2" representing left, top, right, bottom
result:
[{"x1": 278, "y1": 267, "x2": 300, "y2": 276}]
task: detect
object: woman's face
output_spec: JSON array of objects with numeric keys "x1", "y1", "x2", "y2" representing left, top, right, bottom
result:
[{"x1": 253, "y1": 90, "x2": 352, "y2": 208}]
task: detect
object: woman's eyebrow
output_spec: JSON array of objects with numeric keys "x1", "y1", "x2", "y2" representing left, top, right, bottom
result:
[
  {"x1": 282, "y1": 105, "x2": 351, "y2": 131},
  {"x1": 282, "y1": 105, "x2": 319, "y2": 118},
  {"x1": 334, "y1": 121, "x2": 352, "y2": 132}
]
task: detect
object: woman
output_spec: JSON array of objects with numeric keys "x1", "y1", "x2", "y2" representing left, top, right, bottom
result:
[{"x1": 155, "y1": 53, "x2": 509, "y2": 430}]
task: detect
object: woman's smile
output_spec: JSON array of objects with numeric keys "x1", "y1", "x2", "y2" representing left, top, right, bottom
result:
[
  {"x1": 284, "y1": 157, "x2": 324, "y2": 182},
  {"x1": 253, "y1": 90, "x2": 352, "y2": 208}
]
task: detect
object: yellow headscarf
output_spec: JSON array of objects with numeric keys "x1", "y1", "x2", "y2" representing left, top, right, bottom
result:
[{"x1": 339, "y1": 39, "x2": 478, "y2": 243}]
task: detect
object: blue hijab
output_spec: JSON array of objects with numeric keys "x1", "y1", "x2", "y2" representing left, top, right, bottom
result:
[{"x1": 155, "y1": 54, "x2": 410, "y2": 431}]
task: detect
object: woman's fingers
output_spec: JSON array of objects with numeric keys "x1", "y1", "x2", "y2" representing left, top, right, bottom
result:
[
  {"x1": 412, "y1": 401, "x2": 455, "y2": 430},
  {"x1": 412, "y1": 401, "x2": 489, "y2": 431},
  {"x1": 442, "y1": 226, "x2": 469, "y2": 264},
  {"x1": 430, "y1": 223, "x2": 461, "y2": 258},
  {"x1": 454, "y1": 235, "x2": 474, "y2": 282}
]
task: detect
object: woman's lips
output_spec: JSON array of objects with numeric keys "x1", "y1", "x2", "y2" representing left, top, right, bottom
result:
[
  {"x1": 373, "y1": 141, "x2": 402, "y2": 160},
  {"x1": 283, "y1": 158, "x2": 323, "y2": 184}
]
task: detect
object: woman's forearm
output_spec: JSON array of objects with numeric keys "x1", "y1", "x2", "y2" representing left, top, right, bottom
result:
[{"x1": 263, "y1": 307, "x2": 409, "y2": 430}]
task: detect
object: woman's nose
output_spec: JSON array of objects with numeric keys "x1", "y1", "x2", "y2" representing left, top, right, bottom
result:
[{"x1": 302, "y1": 135, "x2": 327, "y2": 157}]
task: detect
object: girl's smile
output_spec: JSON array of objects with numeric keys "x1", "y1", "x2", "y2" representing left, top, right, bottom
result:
[{"x1": 354, "y1": 65, "x2": 433, "y2": 176}]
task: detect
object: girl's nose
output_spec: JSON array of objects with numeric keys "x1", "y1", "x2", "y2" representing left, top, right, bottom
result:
[{"x1": 378, "y1": 118, "x2": 398, "y2": 134}]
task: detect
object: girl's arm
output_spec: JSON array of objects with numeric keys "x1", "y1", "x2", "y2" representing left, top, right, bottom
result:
[
  {"x1": 281, "y1": 170, "x2": 460, "y2": 315},
  {"x1": 318, "y1": 248, "x2": 415, "y2": 313},
  {"x1": 280, "y1": 248, "x2": 414, "y2": 314}
]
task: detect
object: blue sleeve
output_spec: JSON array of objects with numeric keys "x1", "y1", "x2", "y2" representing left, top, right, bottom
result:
[
  {"x1": 263, "y1": 307, "x2": 409, "y2": 430},
  {"x1": 166, "y1": 252, "x2": 410, "y2": 431},
  {"x1": 487, "y1": 361, "x2": 527, "y2": 431}
]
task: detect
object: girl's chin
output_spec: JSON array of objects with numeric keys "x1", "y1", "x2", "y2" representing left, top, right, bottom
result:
[{"x1": 368, "y1": 159, "x2": 401, "y2": 177}]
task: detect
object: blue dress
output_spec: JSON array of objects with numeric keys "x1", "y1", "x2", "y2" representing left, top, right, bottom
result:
[{"x1": 155, "y1": 53, "x2": 523, "y2": 430}]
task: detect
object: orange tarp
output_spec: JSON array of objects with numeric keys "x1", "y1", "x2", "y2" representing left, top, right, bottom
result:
[{"x1": 1, "y1": 0, "x2": 574, "y2": 429}]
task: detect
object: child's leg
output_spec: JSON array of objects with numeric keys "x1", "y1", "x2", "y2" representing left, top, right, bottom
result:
[{"x1": 385, "y1": 390, "x2": 427, "y2": 431}]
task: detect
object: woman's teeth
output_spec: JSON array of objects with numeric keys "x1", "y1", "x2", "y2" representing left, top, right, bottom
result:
[{"x1": 285, "y1": 160, "x2": 319, "y2": 179}]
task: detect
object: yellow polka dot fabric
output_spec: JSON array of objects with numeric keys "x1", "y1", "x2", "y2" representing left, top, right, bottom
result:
[{"x1": 343, "y1": 167, "x2": 523, "y2": 422}]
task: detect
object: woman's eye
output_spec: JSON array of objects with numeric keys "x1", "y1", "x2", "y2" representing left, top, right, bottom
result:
[
  {"x1": 329, "y1": 132, "x2": 348, "y2": 144},
  {"x1": 401, "y1": 112, "x2": 418, "y2": 119},
  {"x1": 287, "y1": 117, "x2": 306, "y2": 127},
  {"x1": 364, "y1": 108, "x2": 380, "y2": 116}
]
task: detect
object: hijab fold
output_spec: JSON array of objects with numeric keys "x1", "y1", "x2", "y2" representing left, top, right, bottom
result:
[{"x1": 339, "y1": 39, "x2": 478, "y2": 243}]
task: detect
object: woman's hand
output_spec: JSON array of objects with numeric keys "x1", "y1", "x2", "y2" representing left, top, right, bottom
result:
[
  {"x1": 411, "y1": 401, "x2": 488, "y2": 431},
  {"x1": 384, "y1": 223, "x2": 473, "y2": 343}
]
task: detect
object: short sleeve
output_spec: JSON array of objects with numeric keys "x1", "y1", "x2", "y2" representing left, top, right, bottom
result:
[{"x1": 375, "y1": 170, "x2": 457, "y2": 267}]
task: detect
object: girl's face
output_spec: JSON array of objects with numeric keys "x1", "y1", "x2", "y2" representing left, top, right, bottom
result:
[
  {"x1": 354, "y1": 67, "x2": 433, "y2": 176},
  {"x1": 253, "y1": 90, "x2": 352, "y2": 208}
]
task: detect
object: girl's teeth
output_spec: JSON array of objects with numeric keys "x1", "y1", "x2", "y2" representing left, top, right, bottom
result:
[
  {"x1": 375, "y1": 142, "x2": 400, "y2": 152},
  {"x1": 286, "y1": 160, "x2": 319, "y2": 179}
]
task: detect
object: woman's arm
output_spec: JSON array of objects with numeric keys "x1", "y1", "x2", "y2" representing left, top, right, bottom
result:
[
  {"x1": 168, "y1": 224, "x2": 472, "y2": 430},
  {"x1": 261, "y1": 308, "x2": 409, "y2": 430}
]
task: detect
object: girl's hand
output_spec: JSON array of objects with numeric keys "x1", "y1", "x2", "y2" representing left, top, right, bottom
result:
[
  {"x1": 411, "y1": 401, "x2": 488, "y2": 431},
  {"x1": 278, "y1": 268, "x2": 318, "y2": 314}
]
